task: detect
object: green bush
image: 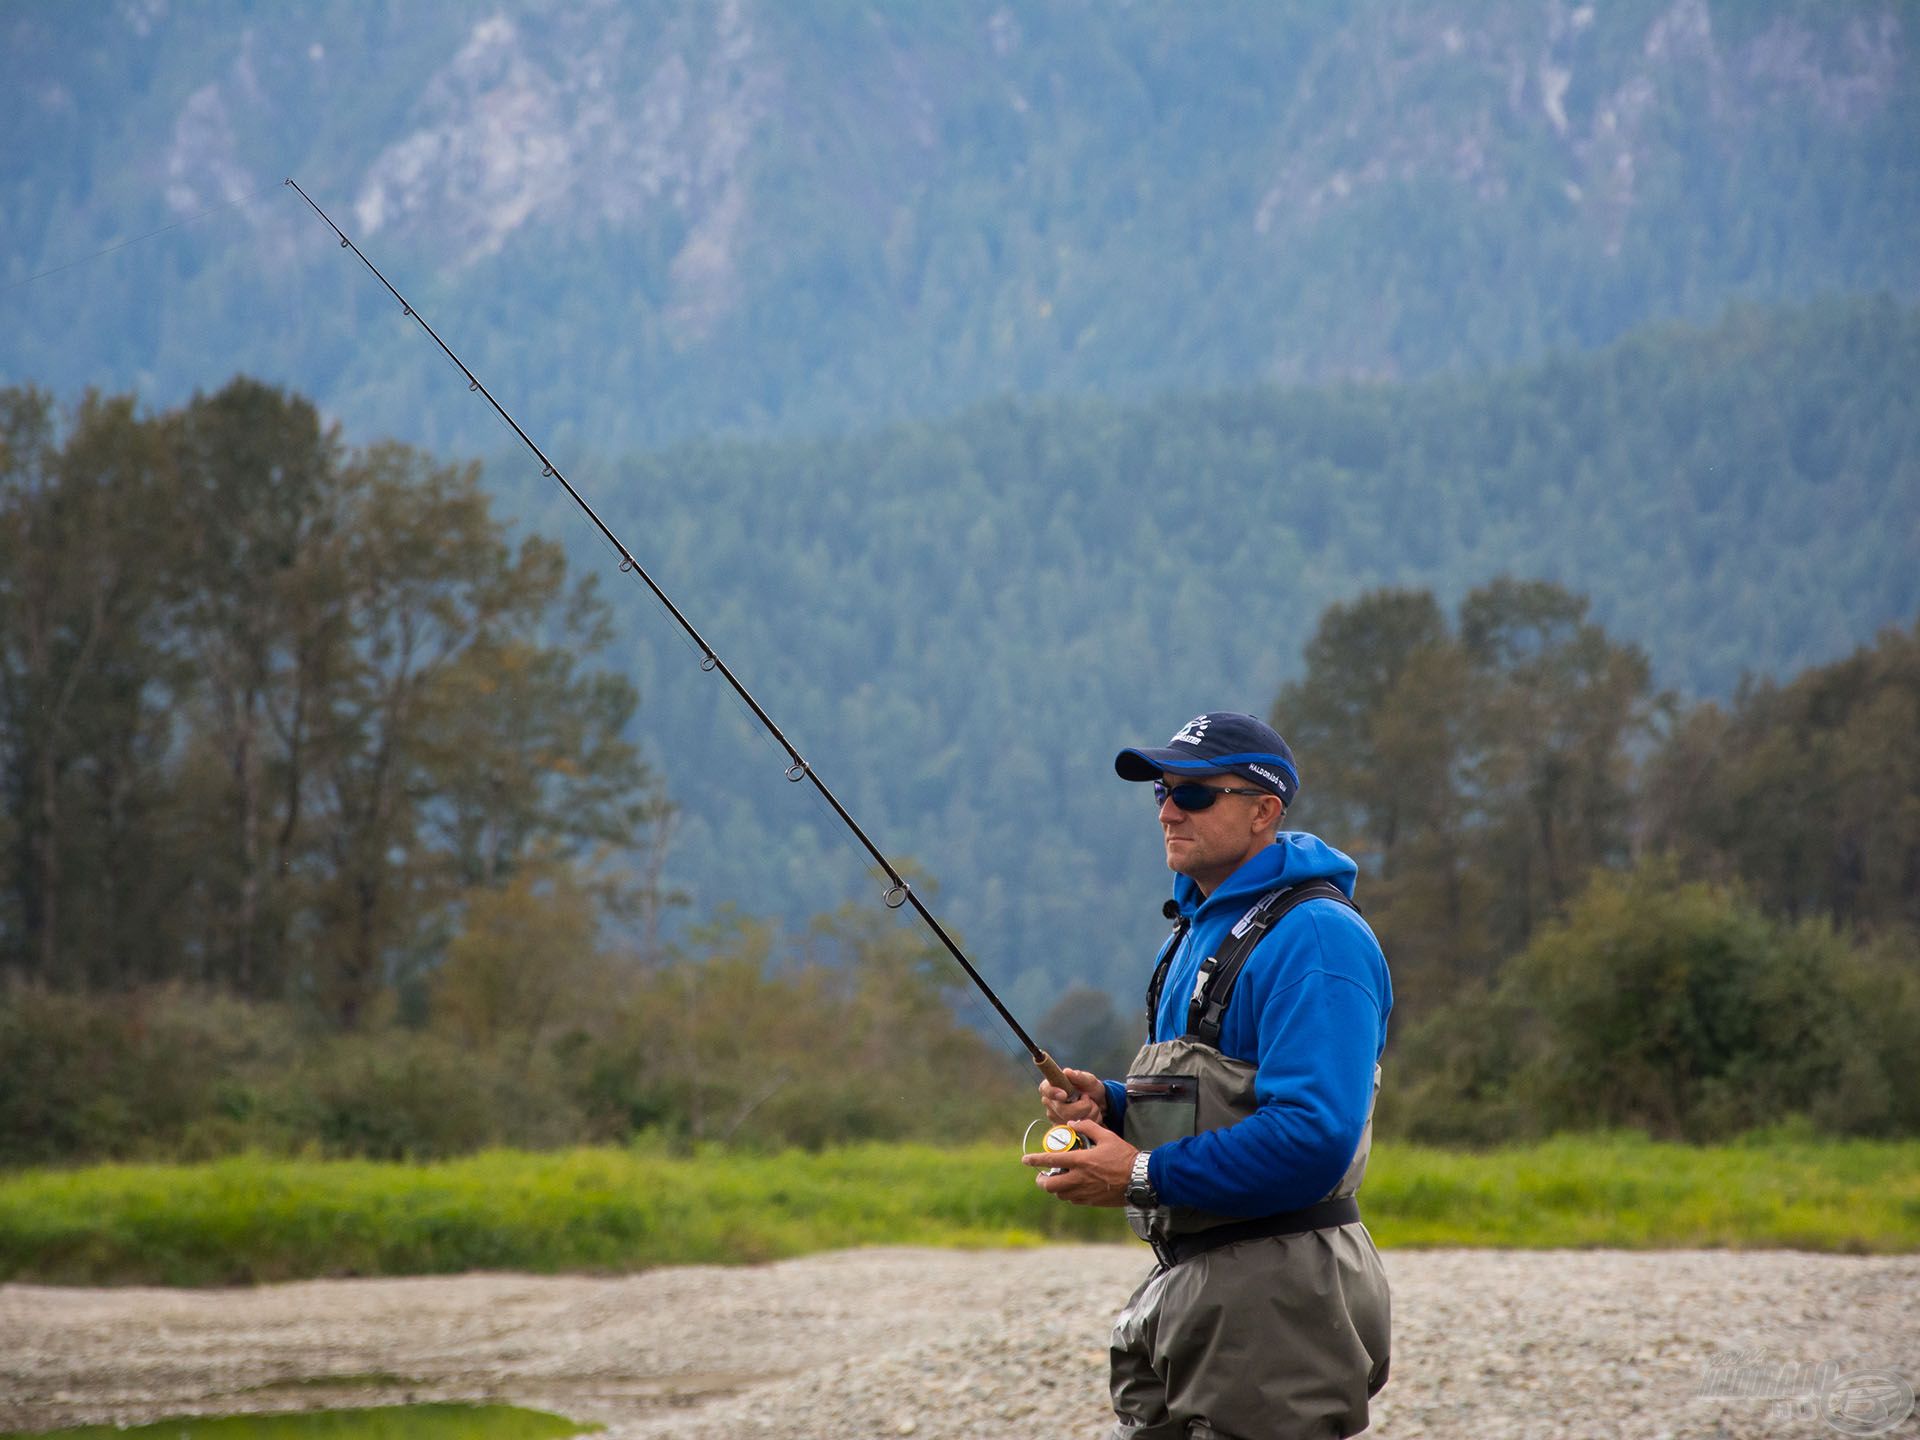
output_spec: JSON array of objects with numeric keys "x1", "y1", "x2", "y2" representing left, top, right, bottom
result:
[
  {"x1": 280, "y1": 1031, "x2": 590, "y2": 1161},
  {"x1": 1378, "y1": 981, "x2": 1541, "y2": 1146},
  {"x1": 0, "y1": 984, "x2": 596, "y2": 1165},
  {"x1": 0, "y1": 959, "x2": 1030, "y2": 1167},
  {"x1": 1390, "y1": 863, "x2": 1918, "y2": 1143},
  {"x1": 1823, "y1": 927, "x2": 1920, "y2": 1135},
  {"x1": 0, "y1": 982, "x2": 300, "y2": 1164}
]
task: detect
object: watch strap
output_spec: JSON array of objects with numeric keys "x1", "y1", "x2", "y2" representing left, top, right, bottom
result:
[{"x1": 1127, "y1": 1148, "x2": 1157, "y2": 1207}]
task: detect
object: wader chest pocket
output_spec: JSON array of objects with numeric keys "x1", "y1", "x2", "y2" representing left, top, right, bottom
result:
[{"x1": 1124, "y1": 1074, "x2": 1199, "y2": 1151}]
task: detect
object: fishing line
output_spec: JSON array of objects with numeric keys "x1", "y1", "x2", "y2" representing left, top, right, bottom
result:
[
  {"x1": 410, "y1": 322, "x2": 710, "y2": 690},
  {"x1": 684, "y1": 651, "x2": 1036, "y2": 1080},
  {"x1": 2, "y1": 182, "x2": 284, "y2": 293},
  {"x1": 435, "y1": 347, "x2": 715, "y2": 692},
  {"x1": 284, "y1": 176, "x2": 1079, "y2": 1099}
]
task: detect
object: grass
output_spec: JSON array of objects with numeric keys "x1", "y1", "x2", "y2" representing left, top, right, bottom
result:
[
  {"x1": 0, "y1": 1404, "x2": 596, "y2": 1439},
  {"x1": 1365, "y1": 1132, "x2": 1920, "y2": 1252},
  {"x1": 0, "y1": 1133, "x2": 1914, "y2": 1287}
]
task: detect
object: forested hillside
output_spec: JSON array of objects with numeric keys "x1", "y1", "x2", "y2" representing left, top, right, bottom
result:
[
  {"x1": 481, "y1": 296, "x2": 1917, "y2": 1014},
  {"x1": 4, "y1": 0, "x2": 1915, "y2": 451},
  {"x1": 3, "y1": 296, "x2": 1912, "y2": 1023},
  {"x1": 6, "y1": 366, "x2": 1914, "y2": 1155},
  {"x1": 5, "y1": 0, "x2": 1916, "y2": 1168}
]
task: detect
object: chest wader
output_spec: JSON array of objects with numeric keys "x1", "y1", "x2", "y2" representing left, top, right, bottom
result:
[
  {"x1": 1106, "y1": 881, "x2": 1390, "y2": 1439},
  {"x1": 1120, "y1": 880, "x2": 1378, "y2": 1264},
  {"x1": 1106, "y1": 881, "x2": 1391, "y2": 1439}
]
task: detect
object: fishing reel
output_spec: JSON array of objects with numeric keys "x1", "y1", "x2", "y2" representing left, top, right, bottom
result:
[{"x1": 1023, "y1": 1118, "x2": 1092, "y2": 1176}]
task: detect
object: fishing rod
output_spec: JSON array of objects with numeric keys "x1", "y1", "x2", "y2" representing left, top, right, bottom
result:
[{"x1": 284, "y1": 177, "x2": 1083, "y2": 1104}]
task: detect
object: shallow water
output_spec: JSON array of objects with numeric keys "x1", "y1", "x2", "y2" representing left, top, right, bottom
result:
[{"x1": 0, "y1": 1403, "x2": 596, "y2": 1439}]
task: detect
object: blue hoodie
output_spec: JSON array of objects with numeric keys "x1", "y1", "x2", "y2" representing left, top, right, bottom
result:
[{"x1": 1103, "y1": 833, "x2": 1393, "y2": 1217}]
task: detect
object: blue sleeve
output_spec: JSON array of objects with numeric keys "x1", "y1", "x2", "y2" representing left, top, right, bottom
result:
[
  {"x1": 1147, "y1": 907, "x2": 1387, "y2": 1217},
  {"x1": 1103, "y1": 1077, "x2": 1128, "y2": 1126}
]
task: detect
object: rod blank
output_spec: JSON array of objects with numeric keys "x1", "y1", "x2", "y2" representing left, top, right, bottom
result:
[{"x1": 285, "y1": 177, "x2": 1058, "y2": 1074}]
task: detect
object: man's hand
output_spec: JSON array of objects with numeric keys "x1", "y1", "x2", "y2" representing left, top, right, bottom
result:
[
  {"x1": 1037, "y1": 1066, "x2": 1107, "y2": 1123},
  {"x1": 1022, "y1": 1117, "x2": 1137, "y2": 1207}
]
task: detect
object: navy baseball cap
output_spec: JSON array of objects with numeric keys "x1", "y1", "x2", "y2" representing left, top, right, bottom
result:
[{"x1": 1115, "y1": 712, "x2": 1300, "y2": 807}]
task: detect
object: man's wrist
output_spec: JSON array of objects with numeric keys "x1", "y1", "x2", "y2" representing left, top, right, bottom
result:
[{"x1": 1126, "y1": 1148, "x2": 1157, "y2": 1208}]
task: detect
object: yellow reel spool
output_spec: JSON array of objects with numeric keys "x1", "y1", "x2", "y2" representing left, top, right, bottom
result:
[
  {"x1": 1042, "y1": 1123, "x2": 1089, "y2": 1155},
  {"x1": 1023, "y1": 1119, "x2": 1091, "y2": 1177}
]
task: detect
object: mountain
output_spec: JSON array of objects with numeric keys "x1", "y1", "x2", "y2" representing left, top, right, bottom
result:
[
  {"x1": 5, "y1": 2, "x2": 1916, "y2": 1012},
  {"x1": 4, "y1": 0, "x2": 1916, "y2": 451}
]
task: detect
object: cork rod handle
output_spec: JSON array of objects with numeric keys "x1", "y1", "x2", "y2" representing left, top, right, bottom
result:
[{"x1": 1034, "y1": 1051, "x2": 1081, "y2": 1107}]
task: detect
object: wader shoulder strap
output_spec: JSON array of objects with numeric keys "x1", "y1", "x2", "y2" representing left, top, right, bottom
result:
[
  {"x1": 1184, "y1": 880, "x2": 1357, "y2": 1046},
  {"x1": 1143, "y1": 910, "x2": 1191, "y2": 1041}
]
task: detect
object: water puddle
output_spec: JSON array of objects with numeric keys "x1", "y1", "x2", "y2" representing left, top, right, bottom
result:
[{"x1": 0, "y1": 1403, "x2": 599, "y2": 1439}]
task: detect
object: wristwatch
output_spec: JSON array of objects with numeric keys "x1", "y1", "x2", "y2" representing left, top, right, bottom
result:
[{"x1": 1126, "y1": 1149, "x2": 1158, "y2": 1208}]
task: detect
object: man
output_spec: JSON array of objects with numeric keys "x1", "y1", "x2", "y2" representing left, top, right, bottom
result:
[{"x1": 1024, "y1": 711, "x2": 1391, "y2": 1440}]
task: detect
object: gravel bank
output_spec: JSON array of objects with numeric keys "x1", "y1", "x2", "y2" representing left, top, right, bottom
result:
[{"x1": 2, "y1": 1246, "x2": 1915, "y2": 1438}]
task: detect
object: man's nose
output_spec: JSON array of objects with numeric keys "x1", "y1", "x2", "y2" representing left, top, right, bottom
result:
[{"x1": 1158, "y1": 792, "x2": 1183, "y2": 822}]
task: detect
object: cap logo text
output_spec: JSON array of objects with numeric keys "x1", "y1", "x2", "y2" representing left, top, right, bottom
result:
[{"x1": 1170, "y1": 715, "x2": 1211, "y2": 747}]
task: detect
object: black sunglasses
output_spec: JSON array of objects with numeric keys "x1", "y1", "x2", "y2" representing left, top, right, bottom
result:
[{"x1": 1152, "y1": 779, "x2": 1271, "y2": 811}]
